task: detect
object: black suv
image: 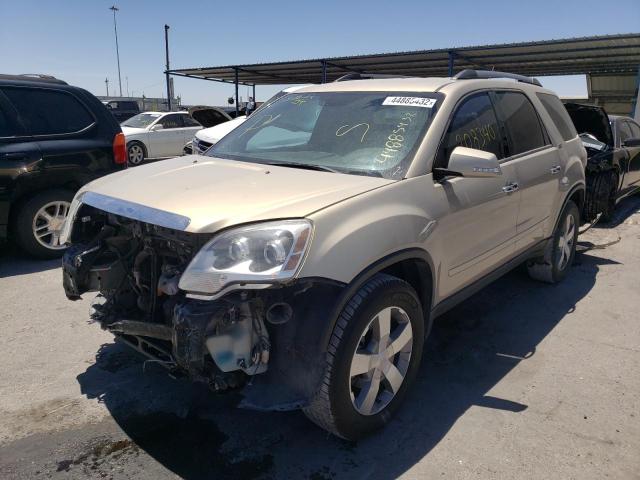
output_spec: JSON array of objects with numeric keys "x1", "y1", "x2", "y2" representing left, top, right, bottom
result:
[
  {"x1": 0, "y1": 74, "x2": 127, "y2": 258},
  {"x1": 103, "y1": 99, "x2": 140, "y2": 122}
]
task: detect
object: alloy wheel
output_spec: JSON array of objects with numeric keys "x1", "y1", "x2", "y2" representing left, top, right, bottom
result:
[
  {"x1": 128, "y1": 144, "x2": 144, "y2": 164},
  {"x1": 557, "y1": 213, "x2": 576, "y2": 270},
  {"x1": 32, "y1": 201, "x2": 71, "y2": 250},
  {"x1": 349, "y1": 306, "x2": 413, "y2": 416}
]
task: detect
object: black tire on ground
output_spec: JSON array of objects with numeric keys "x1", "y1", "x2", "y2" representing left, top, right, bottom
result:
[
  {"x1": 584, "y1": 170, "x2": 618, "y2": 223},
  {"x1": 127, "y1": 141, "x2": 147, "y2": 165},
  {"x1": 303, "y1": 273, "x2": 425, "y2": 440},
  {"x1": 527, "y1": 200, "x2": 580, "y2": 284},
  {"x1": 12, "y1": 189, "x2": 74, "y2": 259}
]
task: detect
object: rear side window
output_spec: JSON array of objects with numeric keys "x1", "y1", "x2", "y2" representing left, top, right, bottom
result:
[
  {"x1": 536, "y1": 93, "x2": 577, "y2": 141},
  {"x1": 2, "y1": 87, "x2": 94, "y2": 136},
  {"x1": 618, "y1": 121, "x2": 633, "y2": 143},
  {"x1": 494, "y1": 92, "x2": 547, "y2": 155},
  {"x1": 439, "y1": 92, "x2": 504, "y2": 165},
  {"x1": 0, "y1": 108, "x2": 17, "y2": 137}
]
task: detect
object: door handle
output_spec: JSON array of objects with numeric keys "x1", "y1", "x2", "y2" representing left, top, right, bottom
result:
[
  {"x1": 502, "y1": 182, "x2": 519, "y2": 194},
  {"x1": 1, "y1": 152, "x2": 27, "y2": 161},
  {"x1": 550, "y1": 165, "x2": 561, "y2": 175}
]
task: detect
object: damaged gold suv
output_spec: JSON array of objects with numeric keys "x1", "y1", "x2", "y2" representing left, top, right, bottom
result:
[{"x1": 61, "y1": 70, "x2": 587, "y2": 440}]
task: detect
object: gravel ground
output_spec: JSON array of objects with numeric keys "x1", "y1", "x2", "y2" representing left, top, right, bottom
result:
[{"x1": 0, "y1": 196, "x2": 639, "y2": 480}]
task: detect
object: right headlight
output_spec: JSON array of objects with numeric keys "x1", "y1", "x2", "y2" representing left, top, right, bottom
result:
[{"x1": 178, "y1": 219, "x2": 313, "y2": 295}]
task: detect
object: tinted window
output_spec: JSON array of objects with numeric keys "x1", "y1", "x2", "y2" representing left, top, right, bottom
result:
[
  {"x1": 494, "y1": 91, "x2": 547, "y2": 155},
  {"x1": 2, "y1": 87, "x2": 94, "y2": 136},
  {"x1": 123, "y1": 101, "x2": 138, "y2": 109},
  {"x1": 628, "y1": 121, "x2": 640, "y2": 139},
  {"x1": 440, "y1": 92, "x2": 504, "y2": 165},
  {"x1": 0, "y1": 107, "x2": 17, "y2": 137},
  {"x1": 536, "y1": 93, "x2": 577, "y2": 141},
  {"x1": 183, "y1": 116, "x2": 201, "y2": 127},
  {"x1": 159, "y1": 114, "x2": 184, "y2": 129}
]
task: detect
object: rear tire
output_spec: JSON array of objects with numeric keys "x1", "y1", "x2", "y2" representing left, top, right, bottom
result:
[
  {"x1": 527, "y1": 200, "x2": 579, "y2": 284},
  {"x1": 127, "y1": 141, "x2": 146, "y2": 165},
  {"x1": 303, "y1": 273, "x2": 425, "y2": 440},
  {"x1": 13, "y1": 189, "x2": 74, "y2": 259}
]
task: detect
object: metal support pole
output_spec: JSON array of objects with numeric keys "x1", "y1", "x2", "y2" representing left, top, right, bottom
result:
[
  {"x1": 448, "y1": 51, "x2": 456, "y2": 77},
  {"x1": 105, "y1": 78, "x2": 109, "y2": 96},
  {"x1": 234, "y1": 68, "x2": 239, "y2": 116},
  {"x1": 633, "y1": 66, "x2": 640, "y2": 122},
  {"x1": 109, "y1": 6, "x2": 123, "y2": 96},
  {"x1": 252, "y1": 84, "x2": 255, "y2": 102},
  {"x1": 164, "y1": 25, "x2": 172, "y2": 111},
  {"x1": 321, "y1": 60, "x2": 328, "y2": 83}
]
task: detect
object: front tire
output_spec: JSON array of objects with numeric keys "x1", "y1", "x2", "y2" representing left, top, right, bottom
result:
[
  {"x1": 127, "y1": 141, "x2": 146, "y2": 165},
  {"x1": 303, "y1": 274, "x2": 425, "y2": 440},
  {"x1": 527, "y1": 200, "x2": 579, "y2": 284},
  {"x1": 12, "y1": 189, "x2": 74, "y2": 259}
]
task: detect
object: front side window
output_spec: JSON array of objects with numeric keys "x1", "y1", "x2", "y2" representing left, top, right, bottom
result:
[
  {"x1": 494, "y1": 91, "x2": 547, "y2": 156},
  {"x1": 159, "y1": 114, "x2": 184, "y2": 129},
  {"x1": 208, "y1": 91, "x2": 442, "y2": 179},
  {"x1": 536, "y1": 93, "x2": 577, "y2": 142},
  {"x1": 438, "y1": 92, "x2": 504, "y2": 166},
  {"x1": 2, "y1": 87, "x2": 94, "y2": 136},
  {"x1": 122, "y1": 113, "x2": 162, "y2": 128},
  {"x1": 627, "y1": 121, "x2": 640, "y2": 139},
  {"x1": 618, "y1": 121, "x2": 633, "y2": 143}
]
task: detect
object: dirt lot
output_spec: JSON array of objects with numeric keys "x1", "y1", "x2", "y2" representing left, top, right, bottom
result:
[{"x1": 1, "y1": 197, "x2": 639, "y2": 480}]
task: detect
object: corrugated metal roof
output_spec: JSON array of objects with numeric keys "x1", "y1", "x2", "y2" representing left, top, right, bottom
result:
[{"x1": 168, "y1": 33, "x2": 640, "y2": 86}]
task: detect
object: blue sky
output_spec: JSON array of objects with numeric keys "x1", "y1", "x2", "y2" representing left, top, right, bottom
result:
[{"x1": 1, "y1": 0, "x2": 638, "y2": 106}]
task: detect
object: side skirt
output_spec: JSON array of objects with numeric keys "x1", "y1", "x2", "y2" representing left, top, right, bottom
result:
[{"x1": 431, "y1": 239, "x2": 548, "y2": 319}]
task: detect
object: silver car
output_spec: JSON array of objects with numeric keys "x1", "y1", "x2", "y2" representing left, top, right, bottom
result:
[{"x1": 61, "y1": 70, "x2": 586, "y2": 440}]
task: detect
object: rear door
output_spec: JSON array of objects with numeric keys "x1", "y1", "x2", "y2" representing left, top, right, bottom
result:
[
  {"x1": 492, "y1": 90, "x2": 557, "y2": 251},
  {"x1": 434, "y1": 91, "x2": 520, "y2": 298}
]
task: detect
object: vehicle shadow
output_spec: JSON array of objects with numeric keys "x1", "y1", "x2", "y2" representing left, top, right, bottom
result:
[
  {"x1": 0, "y1": 244, "x2": 61, "y2": 278},
  {"x1": 76, "y1": 249, "x2": 609, "y2": 479}
]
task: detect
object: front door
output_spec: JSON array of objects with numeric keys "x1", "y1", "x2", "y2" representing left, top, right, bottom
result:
[
  {"x1": 433, "y1": 91, "x2": 520, "y2": 300},
  {"x1": 149, "y1": 113, "x2": 187, "y2": 157}
]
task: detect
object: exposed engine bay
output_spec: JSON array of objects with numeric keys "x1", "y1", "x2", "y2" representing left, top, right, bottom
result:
[{"x1": 62, "y1": 205, "x2": 273, "y2": 392}]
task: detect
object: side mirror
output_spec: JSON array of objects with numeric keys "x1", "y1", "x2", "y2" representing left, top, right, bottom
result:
[
  {"x1": 436, "y1": 146, "x2": 502, "y2": 178},
  {"x1": 150, "y1": 124, "x2": 164, "y2": 132},
  {"x1": 623, "y1": 138, "x2": 640, "y2": 147}
]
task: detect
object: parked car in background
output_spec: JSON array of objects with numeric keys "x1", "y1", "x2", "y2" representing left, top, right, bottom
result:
[
  {"x1": 122, "y1": 108, "x2": 230, "y2": 165},
  {"x1": 103, "y1": 99, "x2": 140, "y2": 122},
  {"x1": 191, "y1": 85, "x2": 312, "y2": 155},
  {"x1": 564, "y1": 103, "x2": 640, "y2": 221},
  {"x1": 62, "y1": 71, "x2": 586, "y2": 439},
  {"x1": 0, "y1": 74, "x2": 126, "y2": 258}
]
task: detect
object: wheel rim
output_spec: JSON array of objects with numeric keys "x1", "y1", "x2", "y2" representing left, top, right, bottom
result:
[
  {"x1": 557, "y1": 213, "x2": 576, "y2": 270},
  {"x1": 349, "y1": 306, "x2": 413, "y2": 416},
  {"x1": 128, "y1": 144, "x2": 144, "y2": 164},
  {"x1": 32, "y1": 201, "x2": 71, "y2": 250}
]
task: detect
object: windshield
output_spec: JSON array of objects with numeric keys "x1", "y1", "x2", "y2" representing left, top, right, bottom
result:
[
  {"x1": 207, "y1": 91, "x2": 442, "y2": 179},
  {"x1": 122, "y1": 113, "x2": 162, "y2": 128}
]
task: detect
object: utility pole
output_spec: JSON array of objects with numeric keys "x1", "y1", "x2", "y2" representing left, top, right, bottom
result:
[
  {"x1": 109, "y1": 6, "x2": 123, "y2": 96},
  {"x1": 105, "y1": 78, "x2": 110, "y2": 96},
  {"x1": 126, "y1": 76, "x2": 129, "y2": 97},
  {"x1": 164, "y1": 24, "x2": 172, "y2": 111}
]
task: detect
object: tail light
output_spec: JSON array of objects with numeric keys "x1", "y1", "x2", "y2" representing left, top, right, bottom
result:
[{"x1": 113, "y1": 132, "x2": 127, "y2": 165}]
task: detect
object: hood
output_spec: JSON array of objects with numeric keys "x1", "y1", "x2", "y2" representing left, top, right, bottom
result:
[
  {"x1": 564, "y1": 103, "x2": 614, "y2": 147},
  {"x1": 79, "y1": 155, "x2": 393, "y2": 233},
  {"x1": 196, "y1": 116, "x2": 247, "y2": 143},
  {"x1": 121, "y1": 126, "x2": 147, "y2": 137},
  {"x1": 188, "y1": 106, "x2": 233, "y2": 128}
]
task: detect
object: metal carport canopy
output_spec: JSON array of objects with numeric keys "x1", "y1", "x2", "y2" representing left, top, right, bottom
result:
[{"x1": 167, "y1": 33, "x2": 640, "y2": 86}]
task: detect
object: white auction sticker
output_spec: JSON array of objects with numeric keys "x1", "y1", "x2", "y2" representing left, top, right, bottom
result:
[{"x1": 382, "y1": 96, "x2": 437, "y2": 108}]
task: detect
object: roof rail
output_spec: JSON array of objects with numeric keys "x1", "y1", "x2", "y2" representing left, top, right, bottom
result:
[
  {"x1": 0, "y1": 73, "x2": 68, "y2": 85},
  {"x1": 334, "y1": 73, "x2": 408, "y2": 82},
  {"x1": 453, "y1": 69, "x2": 542, "y2": 87}
]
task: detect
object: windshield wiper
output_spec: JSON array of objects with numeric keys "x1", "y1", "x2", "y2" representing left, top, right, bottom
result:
[{"x1": 264, "y1": 161, "x2": 341, "y2": 174}]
